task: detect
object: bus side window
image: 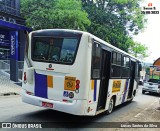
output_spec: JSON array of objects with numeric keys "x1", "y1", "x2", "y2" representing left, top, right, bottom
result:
[
  {"x1": 117, "y1": 53, "x2": 122, "y2": 65},
  {"x1": 112, "y1": 52, "x2": 117, "y2": 64},
  {"x1": 121, "y1": 56, "x2": 130, "y2": 78},
  {"x1": 136, "y1": 62, "x2": 141, "y2": 78},
  {"x1": 111, "y1": 52, "x2": 121, "y2": 78},
  {"x1": 138, "y1": 62, "x2": 142, "y2": 73},
  {"x1": 91, "y1": 42, "x2": 101, "y2": 79},
  {"x1": 126, "y1": 57, "x2": 130, "y2": 67}
]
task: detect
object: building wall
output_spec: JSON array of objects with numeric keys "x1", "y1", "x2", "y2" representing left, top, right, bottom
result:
[
  {"x1": 0, "y1": 0, "x2": 20, "y2": 16},
  {"x1": 153, "y1": 58, "x2": 160, "y2": 66},
  {"x1": 0, "y1": 0, "x2": 27, "y2": 81},
  {"x1": 0, "y1": 0, "x2": 25, "y2": 25}
]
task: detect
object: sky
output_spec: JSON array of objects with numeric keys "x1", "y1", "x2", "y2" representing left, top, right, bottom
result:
[{"x1": 133, "y1": 0, "x2": 160, "y2": 64}]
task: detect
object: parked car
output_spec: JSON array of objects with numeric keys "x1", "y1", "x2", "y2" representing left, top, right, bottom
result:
[{"x1": 142, "y1": 79, "x2": 160, "y2": 94}]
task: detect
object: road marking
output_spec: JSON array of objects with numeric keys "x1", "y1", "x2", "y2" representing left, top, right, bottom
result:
[{"x1": 134, "y1": 113, "x2": 141, "y2": 118}]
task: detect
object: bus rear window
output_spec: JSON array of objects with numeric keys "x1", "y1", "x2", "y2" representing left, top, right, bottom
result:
[{"x1": 32, "y1": 37, "x2": 80, "y2": 64}]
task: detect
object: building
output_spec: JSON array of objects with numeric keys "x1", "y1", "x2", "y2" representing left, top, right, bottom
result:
[
  {"x1": 153, "y1": 57, "x2": 160, "y2": 66},
  {"x1": 0, "y1": 0, "x2": 31, "y2": 83},
  {"x1": 149, "y1": 58, "x2": 160, "y2": 79}
]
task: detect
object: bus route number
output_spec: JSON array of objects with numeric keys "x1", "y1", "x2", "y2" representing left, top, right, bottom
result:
[
  {"x1": 112, "y1": 80, "x2": 121, "y2": 93},
  {"x1": 64, "y1": 76, "x2": 76, "y2": 91}
]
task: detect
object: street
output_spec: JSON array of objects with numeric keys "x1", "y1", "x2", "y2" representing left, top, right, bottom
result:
[
  {"x1": 0, "y1": 86, "x2": 159, "y2": 129},
  {"x1": 0, "y1": 86, "x2": 160, "y2": 131}
]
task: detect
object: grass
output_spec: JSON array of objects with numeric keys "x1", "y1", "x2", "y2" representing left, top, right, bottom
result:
[{"x1": 149, "y1": 75, "x2": 160, "y2": 79}]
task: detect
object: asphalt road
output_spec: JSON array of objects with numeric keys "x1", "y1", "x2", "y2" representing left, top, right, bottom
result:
[{"x1": 0, "y1": 86, "x2": 159, "y2": 129}]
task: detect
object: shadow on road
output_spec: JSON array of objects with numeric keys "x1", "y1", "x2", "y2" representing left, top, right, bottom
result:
[
  {"x1": 142, "y1": 92, "x2": 160, "y2": 97},
  {"x1": 4, "y1": 100, "x2": 138, "y2": 128}
]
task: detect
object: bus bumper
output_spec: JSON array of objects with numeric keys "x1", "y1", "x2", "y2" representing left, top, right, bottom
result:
[{"x1": 21, "y1": 89, "x2": 87, "y2": 116}]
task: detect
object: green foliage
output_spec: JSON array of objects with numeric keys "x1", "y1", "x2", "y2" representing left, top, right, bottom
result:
[
  {"x1": 21, "y1": 0, "x2": 148, "y2": 59},
  {"x1": 82, "y1": 0, "x2": 148, "y2": 56},
  {"x1": 145, "y1": 67, "x2": 150, "y2": 75},
  {"x1": 21, "y1": 0, "x2": 91, "y2": 30},
  {"x1": 128, "y1": 42, "x2": 148, "y2": 60},
  {"x1": 149, "y1": 75, "x2": 160, "y2": 79}
]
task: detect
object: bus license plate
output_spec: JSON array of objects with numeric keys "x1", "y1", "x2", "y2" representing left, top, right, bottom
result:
[{"x1": 42, "y1": 102, "x2": 53, "y2": 108}]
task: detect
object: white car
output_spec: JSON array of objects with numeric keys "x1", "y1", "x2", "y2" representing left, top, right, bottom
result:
[{"x1": 142, "y1": 79, "x2": 160, "y2": 94}]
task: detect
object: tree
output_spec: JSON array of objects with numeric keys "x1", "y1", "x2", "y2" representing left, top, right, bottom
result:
[
  {"x1": 146, "y1": 67, "x2": 150, "y2": 75},
  {"x1": 82, "y1": 0, "x2": 147, "y2": 52},
  {"x1": 21, "y1": 0, "x2": 149, "y2": 59},
  {"x1": 128, "y1": 42, "x2": 149, "y2": 60},
  {"x1": 20, "y1": 0, "x2": 91, "y2": 30}
]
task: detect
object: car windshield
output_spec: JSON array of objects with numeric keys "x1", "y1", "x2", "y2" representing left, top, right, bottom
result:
[{"x1": 148, "y1": 79, "x2": 160, "y2": 83}]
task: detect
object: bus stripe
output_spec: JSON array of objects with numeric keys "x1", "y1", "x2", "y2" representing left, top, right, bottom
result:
[
  {"x1": 47, "y1": 76, "x2": 53, "y2": 88},
  {"x1": 94, "y1": 80, "x2": 97, "y2": 101},
  {"x1": 122, "y1": 79, "x2": 129, "y2": 103},
  {"x1": 34, "y1": 72, "x2": 48, "y2": 98},
  {"x1": 91, "y1": 80, "x2": 94, "y2": 90}
]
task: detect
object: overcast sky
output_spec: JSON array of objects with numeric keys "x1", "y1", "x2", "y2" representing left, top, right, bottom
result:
[{"x1": 133, "y1": 0, "x2": 160, "y2": 64}]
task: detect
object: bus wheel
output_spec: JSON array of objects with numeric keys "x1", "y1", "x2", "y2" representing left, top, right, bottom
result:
[{"x1": 106, "y1": 97, "x2": 114, "y2": 114}]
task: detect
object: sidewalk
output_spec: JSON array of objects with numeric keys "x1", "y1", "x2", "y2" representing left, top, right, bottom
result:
[
  {"x1": 113, "y1": 96, "x2": 160, "y2": 131},
  {"x1": 0, "y1": 71, "x2": 21, "y2": 96}
]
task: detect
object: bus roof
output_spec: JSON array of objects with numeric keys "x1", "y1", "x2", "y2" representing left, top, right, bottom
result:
[{"x1": 31, "y1": 29, "x2": 140, "y2": 62}]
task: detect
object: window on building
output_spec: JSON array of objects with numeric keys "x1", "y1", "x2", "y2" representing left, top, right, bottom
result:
[
  {"x1": 0, "y1": 0, "x2": 5, "y2": 11},
  {"x1": 0, "y1": 0, "x2": 17, "y2": 15}
]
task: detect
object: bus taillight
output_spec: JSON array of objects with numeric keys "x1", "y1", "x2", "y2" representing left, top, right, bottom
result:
[
  {"x1": 76, "y1": 80, "x2": 80, "y2": 84},
  {"x1": 24, "y1": 72, "x2": 27, "y2": 81},
  {"x1": 76, "y1": 85, "x2": 80, "y2": 89},
  {"x1": 76, "y1": 80, "x2": 80, "y2": 89}
]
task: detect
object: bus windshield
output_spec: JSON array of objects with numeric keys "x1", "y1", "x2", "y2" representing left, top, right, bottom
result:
[{"x1": 32, "y1": 37, "x2": 79, "y2": 64}]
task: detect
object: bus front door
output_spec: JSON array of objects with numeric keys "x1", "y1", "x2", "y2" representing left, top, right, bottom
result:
[
  {"x1": 97, "y1": 50, "x2": 111, "y2": 111},
  {"x1": 127, "y1": 60, "x2": 135, "y2": 99}
]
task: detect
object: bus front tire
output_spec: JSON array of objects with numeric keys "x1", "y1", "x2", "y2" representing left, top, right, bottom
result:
[{"x1": 106, "y1": 97, "x2": 114, "y2": 114}]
